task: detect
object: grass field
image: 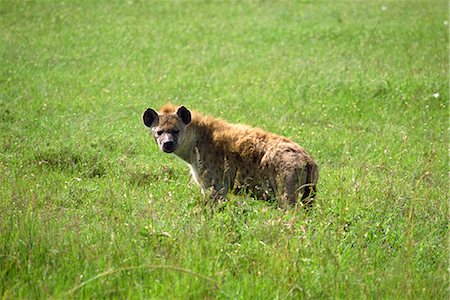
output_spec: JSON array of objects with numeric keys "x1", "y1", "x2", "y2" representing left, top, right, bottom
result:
[{"x1": 0, "y1": 1, "x2": 448, "y2": 299}]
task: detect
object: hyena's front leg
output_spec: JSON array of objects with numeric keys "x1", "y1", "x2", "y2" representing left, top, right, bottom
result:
[
  {"x1": 195, "y1": 164, "x2": 228, "y2": 202},
  {"x1": 209, "y1": 184, "x2": 227, "y2": 201},
  {"x1": 204, "y1": 168, "x2": 237, "y2": 203},
  {"x1": 194, "y1": 153, "x2": 237, "y2": 203}
]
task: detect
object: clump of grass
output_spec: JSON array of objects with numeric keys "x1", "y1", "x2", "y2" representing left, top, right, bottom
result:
[
  {"x1": 126, "y1": 164, "x2": 178, "y2": 187},
  {"x1": 34, "y1": 146, "x2": 108, "y2": 178}
]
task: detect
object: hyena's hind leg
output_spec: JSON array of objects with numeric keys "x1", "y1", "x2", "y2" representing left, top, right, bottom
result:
[
  {"x1": 299, "y1": 162, "x2": 319, "y2": 207},
  {"x1": 277, "y1": 162, "x2": 319, "y2": 208},
  {"x1": 277, "y1": 171, "x2": 300, "y2": 208}
]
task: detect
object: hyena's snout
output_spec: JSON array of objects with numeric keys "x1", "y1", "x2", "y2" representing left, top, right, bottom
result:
[
  {"x1": 162, "y1": 140, "x2": 175, "y2": 153},
  {"x1": 159, "y1": 134, "x2": 177, "y2": 153}
]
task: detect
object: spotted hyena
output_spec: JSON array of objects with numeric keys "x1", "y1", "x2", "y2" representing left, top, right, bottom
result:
[{"x1": 143, "y1": 104, "x2": 319, "y2": 208}]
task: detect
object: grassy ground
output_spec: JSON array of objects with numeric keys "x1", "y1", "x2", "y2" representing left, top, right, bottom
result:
[{"x1": 0, "y1": 1, "x2": 448, "y2": 299}]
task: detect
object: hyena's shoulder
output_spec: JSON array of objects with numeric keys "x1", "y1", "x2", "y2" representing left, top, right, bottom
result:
[{"x1": 200, "y1": 120, "x2": 279, "y2": 157}]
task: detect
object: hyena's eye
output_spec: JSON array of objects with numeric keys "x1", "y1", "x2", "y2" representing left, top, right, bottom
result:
[
  {"x1": 156, "y1": 130, "x2": 163, "y2": 136},
  {"x1": 173, "y1": 130, "x2": 180, "y2": 134}
]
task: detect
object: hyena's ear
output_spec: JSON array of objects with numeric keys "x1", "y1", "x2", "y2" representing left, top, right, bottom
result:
[
  {"x1": 176, "y1": 106, "x2": 191, "y2": 125},
  {"x1": 143, "y1": 108, "x2": 159, "y2": 128}
]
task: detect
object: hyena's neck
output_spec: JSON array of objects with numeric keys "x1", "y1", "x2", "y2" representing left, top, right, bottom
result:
[
  {"x1": 174, "y1": 115, "x2": 221, "y2": 165},
  {"x1": 173, "y1": 125, "x2": 199, "y2": 164}
]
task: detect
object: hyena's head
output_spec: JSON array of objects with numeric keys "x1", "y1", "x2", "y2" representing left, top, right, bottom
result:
[{"x1": 143, "y1": 105, "x2": 191, "y2": 153}]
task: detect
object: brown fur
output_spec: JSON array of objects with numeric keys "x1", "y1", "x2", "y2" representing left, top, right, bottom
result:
[{"x1": 143, "y1": 104, "x2": 319, "y2": 208}]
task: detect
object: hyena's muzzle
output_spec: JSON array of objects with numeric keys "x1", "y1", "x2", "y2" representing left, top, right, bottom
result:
[{"x1": 158, "y1": 132, "x2": 177, "y2": 153}]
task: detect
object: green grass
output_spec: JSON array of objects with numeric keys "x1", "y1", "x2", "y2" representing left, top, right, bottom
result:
[{"x1": 1, "y1": 1, "x2": 448, "y2": 299}]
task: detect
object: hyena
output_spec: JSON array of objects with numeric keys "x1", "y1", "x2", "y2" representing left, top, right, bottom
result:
[{"x1": 143, "y1": 104, "x2": 319, "y2": 208}]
